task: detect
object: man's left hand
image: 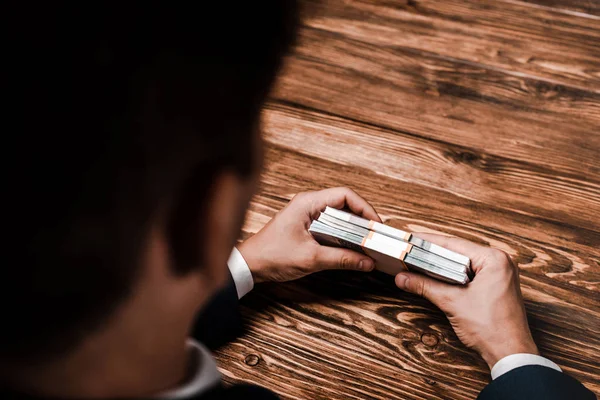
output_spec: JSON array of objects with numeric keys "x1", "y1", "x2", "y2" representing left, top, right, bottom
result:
[{"x1": 238, "y1": 187, "x2": 381, "y2": 283}]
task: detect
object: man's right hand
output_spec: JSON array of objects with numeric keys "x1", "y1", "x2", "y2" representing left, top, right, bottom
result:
[{"x1": 394, "y1": 233, "x2": 539, "y2": 370}]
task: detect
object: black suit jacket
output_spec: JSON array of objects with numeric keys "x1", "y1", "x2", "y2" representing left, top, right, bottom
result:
[
  {"x1": 477, "y1": 365, "x2": 595, "y2": 400},
  {"x1": 2, "y1": 279, "x2": 595, "y2": 399}
]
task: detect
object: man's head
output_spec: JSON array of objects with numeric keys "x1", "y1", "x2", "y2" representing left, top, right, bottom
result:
[{"x1": 3, "y1": 1, "x2": 298, "y2": 371}]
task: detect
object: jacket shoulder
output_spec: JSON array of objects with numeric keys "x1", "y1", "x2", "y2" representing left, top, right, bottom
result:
[{"x1": 478, "y1": 365, "x2": 596, "y2": 400}]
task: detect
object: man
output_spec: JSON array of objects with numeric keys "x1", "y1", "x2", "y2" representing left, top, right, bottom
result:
[{"x1": 2, "y1": 2, "x2": 594, "y2": 399}]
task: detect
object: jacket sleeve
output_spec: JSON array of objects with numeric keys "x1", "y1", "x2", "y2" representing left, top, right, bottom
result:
[
  {"x1": 191, "y1": 271, "x2": 245, "y2": 350},
  {"x1": 477, "y1": 365, "x2": 596, "y2": 400}
]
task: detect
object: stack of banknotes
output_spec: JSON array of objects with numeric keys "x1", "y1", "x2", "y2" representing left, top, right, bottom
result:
[{"x1": 309, "y1": 207, "x2": 472, "y2": 284}]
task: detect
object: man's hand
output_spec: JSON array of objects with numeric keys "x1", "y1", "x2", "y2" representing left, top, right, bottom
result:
[
  {"x1": 238, "y1": 187, "x2": 381, "y2": 283},
  {"x1": 394, "y1": 233, "x2": 539, "y2": 370}
]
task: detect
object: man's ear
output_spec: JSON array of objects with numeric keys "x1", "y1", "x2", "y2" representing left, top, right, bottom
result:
[
  {"x1": 166, "y1": 165, "x2": 252, "y2": 284},
  {"x1": 200, "y1": 170, "x2": 252, "y2": 285}
]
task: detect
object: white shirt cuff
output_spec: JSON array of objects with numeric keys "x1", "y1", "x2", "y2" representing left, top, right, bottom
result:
[
  {"x1": 227, "y1": 247, "x2": 254, "y2": 299},
  {"x1": 491, "y1": 353, "x2": 562, "y2": 380}
]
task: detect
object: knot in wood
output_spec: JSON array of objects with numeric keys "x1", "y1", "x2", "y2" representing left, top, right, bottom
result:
[
  {"x1": 420, "y1": 333, "x2": 439, "y2": 347},
  {"x1": 244, "y1": 354, "x2": 260, "y2": 366}
]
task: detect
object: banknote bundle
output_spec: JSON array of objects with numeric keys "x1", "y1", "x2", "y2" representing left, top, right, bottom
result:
[{"x1": 309, "y1": 207, "x2": 472, "y2": 284}]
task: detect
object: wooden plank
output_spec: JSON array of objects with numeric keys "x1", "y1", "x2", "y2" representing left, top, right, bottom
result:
[
  {"x1": 518, "y1": 0, "x2": 600, "y2": 16},
  {"x1": 293, "y1": 27, "x2": 600, "y2": 126},
  {"x1": 272, "y1": 27, "x2": 600, "y2": 178},
  {"x1": 214, "y1": 145, "x2": 600, "y2": 399},
  {"x1": 302, "y1": 0, "x2": 600, "y2": 89},
  {"x1": 262, "y1": 103, "x2": 600, "y2": 234}
]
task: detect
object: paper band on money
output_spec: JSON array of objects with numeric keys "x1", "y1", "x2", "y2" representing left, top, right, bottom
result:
[
  {"x1": 323, "y1": 207, "x2": 470, "y2": 269},
  {"x1": 361, "y1": 231, "x2": 412, "y2": 271}
]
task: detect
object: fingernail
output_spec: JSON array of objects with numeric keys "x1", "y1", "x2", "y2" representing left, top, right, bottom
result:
[
  {"x1": 395, "y1": 274, "x2": 408, "y2": 289},
  {"x1": 359, "y1": 259, "x2": 374, "y2": 271}
]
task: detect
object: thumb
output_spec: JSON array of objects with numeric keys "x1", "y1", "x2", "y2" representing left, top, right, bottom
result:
[
  {"x1": 315, "y1": 246, "x2": 375, "y2": 272},
  {"x1": 395, "y1": 272, "x2": 457, "y2": 307}
]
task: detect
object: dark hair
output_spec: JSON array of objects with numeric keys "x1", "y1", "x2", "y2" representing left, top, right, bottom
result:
[{"x1": 3, "y1": 2, "x2": 299, "y2": 363}]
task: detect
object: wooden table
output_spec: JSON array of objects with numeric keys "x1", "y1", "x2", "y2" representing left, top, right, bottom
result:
[{"x1": 214, "y1": 1, "x2": 600, "y2": 398}]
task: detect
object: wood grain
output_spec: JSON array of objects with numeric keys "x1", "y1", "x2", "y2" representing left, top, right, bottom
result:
[
  {"x1": 214, "y1": 1, "x2": 600, "y2": 398},
  {"x1": 274, "y1": 28, "x2": 600, "y2": 178},
  {"x1": 520, "y1": 0, "x2": 600, "y2": 16},
  {"x1": 263, "y1": 103, "x2": 600, "y2": 233},
  {"x1": 302, "y1": 0, "x2": 600, "y2": 89}
]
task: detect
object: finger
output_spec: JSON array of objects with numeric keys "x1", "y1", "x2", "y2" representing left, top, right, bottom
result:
[
  {"x1": 395, "y1": 272, "x2": 459, "y2": 309},
  {"x1": 314, "y1": 246, "x2": 375, "y2": 272},
  {"x1": 308, "y1": 187, "x2": 381, "y2": 222}
]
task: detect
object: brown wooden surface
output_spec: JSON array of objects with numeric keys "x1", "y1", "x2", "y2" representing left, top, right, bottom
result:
[{"x1": 214, "y1": 1, "x2": 600, "y2": 398}]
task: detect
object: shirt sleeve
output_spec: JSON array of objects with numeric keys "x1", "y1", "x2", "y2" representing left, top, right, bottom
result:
[
  {"x1": 227, "y1": 247, "x2": 254, "y2": 299},
  {"x1": 491, "y1": 353, "x2": 562, "y2": 380}
]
